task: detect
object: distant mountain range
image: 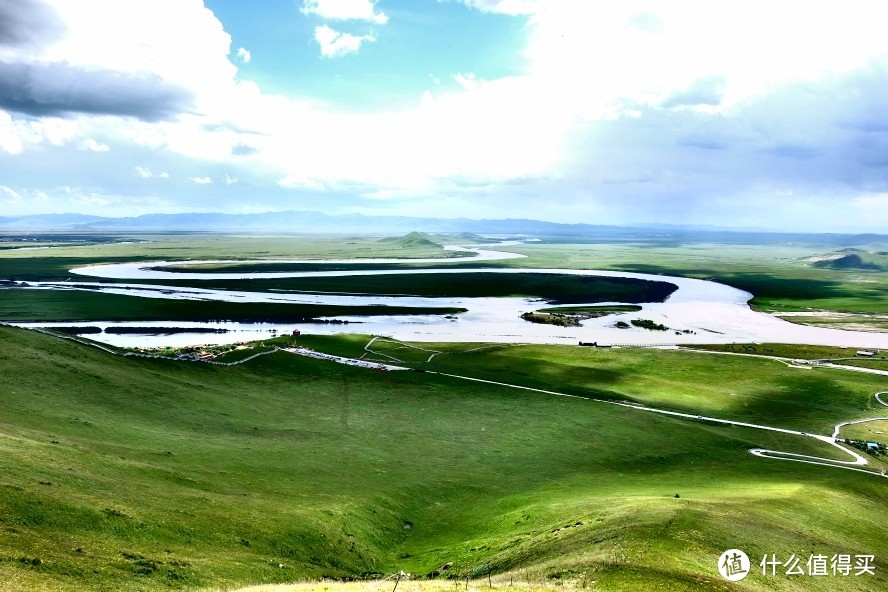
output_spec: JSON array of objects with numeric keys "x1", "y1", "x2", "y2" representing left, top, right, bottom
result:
[
  {"x1": 0, "y1": 211, "x2": 629, "y2": 235},
  {"x1": 0, "y1": 211, "x2": 886, "y2": 245}
]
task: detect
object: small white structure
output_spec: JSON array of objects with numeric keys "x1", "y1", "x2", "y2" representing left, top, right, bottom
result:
[{"x1": 856, "y1": 350, "x2": 876, "y2": 356}]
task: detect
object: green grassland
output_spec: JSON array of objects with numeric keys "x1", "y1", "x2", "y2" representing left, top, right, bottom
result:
[
  {"x1": 1, "y1": 327, "x2": 886, "y2": 592},
  {"x1": 684, "y1": 344, "x2": 888, "y2": 372},
  {"x1": 811, "y1": 249, "x2": 888, "y2": 272},
  {"x1": 840, "y1": 421, "x2": 888, "y2": 443},
  {"x1": 682, "y1": 343, "x2": 879, "y2": 360},
  {"x1": 154, "y1": 274, "x2": 676, "y2": 305},
  {"x1": 375, "y1": 340, "x2": 888, "y2": 435},
  {"x1": 0, "y1": 290, "x2": 464, "y2": 322},
  {"x1": 0, "y1": 233, "x2": 464, "y2": 283},
  {"x1": 2, "y1": 233, "x2": 888, "y2": 592}
]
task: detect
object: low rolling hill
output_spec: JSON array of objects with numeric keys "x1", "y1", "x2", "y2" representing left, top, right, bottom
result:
[
  {"x1": 377, "y1": 232, "x2": 442, "y2": 249},
  {"x1": 810, "y1": 250, "x2": 888, "y2": 271}
]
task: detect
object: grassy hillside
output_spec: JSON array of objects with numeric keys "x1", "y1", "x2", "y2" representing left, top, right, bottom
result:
[
  {"x1": 811, "y1": 251, "x2": 888, "y2": 271},
  {"x1": 0, "y1": 328, "x2": 886, "y2": 591},
  {"x1": 377, "y1": 232, "x2": 442, "y2": 250}
]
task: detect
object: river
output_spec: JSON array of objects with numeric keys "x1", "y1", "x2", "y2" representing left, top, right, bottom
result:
[{"x1": 8, "y1": 245, "x2": 888, "y2": 349}]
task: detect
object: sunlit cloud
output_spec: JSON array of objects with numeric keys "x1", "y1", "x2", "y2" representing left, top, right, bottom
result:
[
  {"x1": 313, "y1": 25, "x2": 376, "y2": 58},
  {"x1": 301, "y1": 0, "x2": 388, "y2": 24}
]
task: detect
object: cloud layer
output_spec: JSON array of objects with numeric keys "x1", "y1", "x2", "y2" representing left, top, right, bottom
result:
[{"x1": 2, "y1": 1, "x2": 888, "y2": 231}]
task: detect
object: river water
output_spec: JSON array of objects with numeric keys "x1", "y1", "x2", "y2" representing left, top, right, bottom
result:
[{"x1": 9, "y1": 245, "x2": 888, "y2": 349}]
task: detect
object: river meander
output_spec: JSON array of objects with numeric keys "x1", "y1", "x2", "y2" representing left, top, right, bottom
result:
[{"x1": 9, "y1": 245, "x2": 888, "y2": 349}]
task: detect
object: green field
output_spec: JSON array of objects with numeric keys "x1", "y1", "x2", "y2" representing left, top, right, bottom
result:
[
  {"x1": 840, "y1": 420, "x2": 888, "y2": 442},
  {"x1": 146, "y1": 273, "x2": 676, "y2": 305},
  {"x1": 0, "y1": 234, "x2": 466, "y2": 283},
  {"x1": 684, "y1": 344, "x2": 888, "y2": 372},
  {"x1": 0, "y1": 289, "x2": 464, "y2": 323},
  {"x1": 1, "y1": 327, "x2": 886, "y2": 592}
]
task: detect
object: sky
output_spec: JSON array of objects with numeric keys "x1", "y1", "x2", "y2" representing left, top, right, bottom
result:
[{"x1": 2, "y1": 0, "x2": 888, "y2": 231}]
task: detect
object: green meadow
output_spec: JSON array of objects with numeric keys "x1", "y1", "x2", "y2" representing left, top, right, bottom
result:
[
  {"x1": 0, "y1": 289, "x2": 464, "y2": 323},
  {"x1": 152, "y1": 274, "x2": 676, "y2": 305},
  {"x1": 1, "y1": 232, "x2": 888, "y2": 591},
  {"x1": 0, "y1": 327, "x2": 886, "y2": 592}
]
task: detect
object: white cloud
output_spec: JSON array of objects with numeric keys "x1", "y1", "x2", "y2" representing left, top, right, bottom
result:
[
  {"x1": 452, "y1": 72, "x2": 479, "y2": 91},
  {"x1": 224, "y1": 174, "x2": 238, "y2": 185},
  {"x1": 189, "y1": 176, "x2": 213, "y2": 184},
  {"x1": 0, "y1": 185, "x2": 23, "y2": 201},
  {"x1": 449, "y1": 0, "x2": 541, "y2": 16},
  {"x1": 79, "y1": 138, "x2": 110, "y2": 152},
  {"x1": 313, "y1": 25, "x2": 376, "y2": 58},
  {"x1": 0, "y1": 110, "x2": 24, "y2": 154},
  {"x1": 522, "y1": 2, "x2": 888, "y2": 117},
  {"x1": 301, "y1": 0, "x2": 388, "y2": 24},
  {"x1": 236, "y1": 47, "x2": 251, "y2": 63},
  {"x1": 135, "y1": 166, "x2": 169, "y2": 178}
]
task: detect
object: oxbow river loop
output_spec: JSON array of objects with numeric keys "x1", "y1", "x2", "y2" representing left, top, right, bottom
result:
[{"x1": 11, "y1": 245, "x2": 888, "y2": 349}]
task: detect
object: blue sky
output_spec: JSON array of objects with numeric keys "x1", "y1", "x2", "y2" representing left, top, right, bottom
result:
[
  {"x1": 3, "y1": 0, "x2": 888, "y2": 231},
  {"x1": 205, "y1": 0, "x2": 529, "y2": 109}
]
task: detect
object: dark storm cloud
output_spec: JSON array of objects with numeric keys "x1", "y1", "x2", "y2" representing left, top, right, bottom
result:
[
  {"x1": 0, "y1": 0, "x2": 64, "y2": 48},
  {"x1": 0, "y1": 61, "x2": 193, "y2": 120},
  {"x1": 660, "y1": 76, "x2": 727, "y2": 108}
]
